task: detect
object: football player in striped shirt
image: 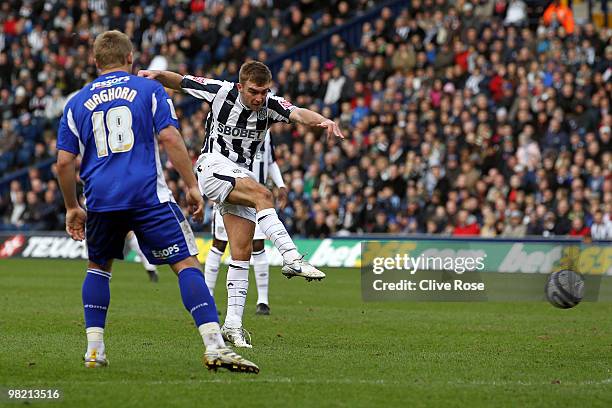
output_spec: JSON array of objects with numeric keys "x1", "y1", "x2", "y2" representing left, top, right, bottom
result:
[
  {"x1": 204, "y1": 130, "x2": 286, "y2": 317},
  {"x1": 138, "y1": 61, "x2": 344, "y2": 348}
]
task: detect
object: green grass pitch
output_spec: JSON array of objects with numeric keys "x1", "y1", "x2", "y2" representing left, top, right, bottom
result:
[{"x1": 1, "y1": 258, "x2": 611, "y2": 407}]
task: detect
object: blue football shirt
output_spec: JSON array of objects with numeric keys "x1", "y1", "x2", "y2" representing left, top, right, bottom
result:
[{"x1": 57, "y1": 71, "x2": 180, "y2": 211}]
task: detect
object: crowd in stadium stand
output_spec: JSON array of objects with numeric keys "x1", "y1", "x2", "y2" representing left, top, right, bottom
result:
[{"x1": 0, "y1": 0, "x2": 611, "y2": 240}]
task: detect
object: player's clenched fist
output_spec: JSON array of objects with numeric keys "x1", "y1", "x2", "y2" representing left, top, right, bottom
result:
[{"x1": 137, "y1": 70, "x2": 159, "y2": 80}]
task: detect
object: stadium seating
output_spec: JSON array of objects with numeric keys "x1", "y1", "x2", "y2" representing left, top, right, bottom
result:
[{"x1": 0, "y1": 0, "x2": 610, "y2": 239}]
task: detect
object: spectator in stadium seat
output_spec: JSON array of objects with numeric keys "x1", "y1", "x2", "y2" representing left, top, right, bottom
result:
[
  {"x1": 569, "y1": 217, "x2": 590, "y2": 238},
  {"x1": 27, "y1": 143, "x2": 44, "y2": 167},
  {"x1": 516, "y1": 130, "x2": 541, "y2": 171},
  {"x1": 323, "y1": 66, "x2": 346, "y2": 111},
  {"x1": 504, "y1": 0, "x2": 528, "y2": 27},
  {"x1": 371, "y1": 211, "x2": 390, "y2": 234},
  {"x1": 554, "y1": 200, "x2": 572, "y2": 235},
  {"x1": 40, "y1": 189, "x2": 61, "y2": 230},
  {"x1": 501, "y1": 210, "x2": 527, "y2": 238},
  {"x1": 44, "y1": 89, "x2": 66, "y2": 122},
  {"x1": 338, "y1": 201, "x2": 361, "y2": 234},
  {"x1": 225, "y1": 34, "x2": 247, "y2": 65},
  {"x1": 249, "y1": 15, "x2": 271, "y2": 45},
  {"x1": 590, "y1": 210, "x2": 611, "y2": 240},
  {"x1": 543, "y1": 0, "x2": 575, "y2": 34},
  {"x1": 453, "y1": 210, "x2": 481, "y2": 236},
  {"x1": 480, "y1": 209, "x2": 498, "y2": 237},
  {"x1": 0, "y1": 89, "x2": 14, "y2": 120},
  {"x1": 305, "y1": 209, "x2": 331, "y2": 238},
  {"x1": 0, "y1": 123, "x2": 17, "y2": 169},
  {"x1": 526, "y1": 204, "x2": 545, "y2": 236},
  {"x1": 7, "y1": 180, "x2": 21, "y2": 203},
  {"x1": 21, "y1": 191, "x2": 47, "y2": 230},
  {"x1": 542, "y1": 118, "x2": 569, "y2": 153},
  {"x1": 9, "y1": 191, "x2": 26, "y2": 228},
  {"x1": 539, "y1": 212, "x2": 555, "y2": 237}
]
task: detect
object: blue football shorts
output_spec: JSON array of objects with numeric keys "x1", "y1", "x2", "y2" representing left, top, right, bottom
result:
[{"x1": 86, "y1": 202, "x2": 198, "y2": 266}]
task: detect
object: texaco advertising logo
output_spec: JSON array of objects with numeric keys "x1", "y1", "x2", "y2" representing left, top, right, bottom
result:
[{"x1": 0, "y1": 235, "x2": 26, "y2": 258}]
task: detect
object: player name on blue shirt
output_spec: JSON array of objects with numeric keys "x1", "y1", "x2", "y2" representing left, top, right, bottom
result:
[
  {"x1": 84, "y1": 86, "x2": 137, "y2": 111},
  {"x1": 57, "y1": 71, "x2": 179, "y2": 212}
]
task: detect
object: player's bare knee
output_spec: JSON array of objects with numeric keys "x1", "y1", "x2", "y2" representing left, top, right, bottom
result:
[
  {"x1": 89, "y1": 261, "x2": 112, "y2": 273},
  {"x1": 255, "y1": 187, "x2": 274, "y2": 209},
  {"x1": 171, "y1": 256, "x2": 200, "y2": 275},
  {"x1": 230, "y1": 243, "x2": 252, "y2": 261},
  {"x1": 232, "y1": 252, "x2": 252, "y2": 261}
]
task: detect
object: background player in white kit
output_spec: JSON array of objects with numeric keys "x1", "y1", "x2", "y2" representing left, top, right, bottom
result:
[
  {"x1": 126, "y1": 232, "x2": 159, "y2": 282},
  {"x1": 205, "y1": 131, "x2": 286, "y2": 316},
  {"x1": 138, "y1": 61, "x2": 344, "y2": 348}
]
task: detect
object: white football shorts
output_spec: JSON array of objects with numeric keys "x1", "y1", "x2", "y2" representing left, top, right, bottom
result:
[{"x1": 195, "y1": 152, "x2": 257, "y2": 223}]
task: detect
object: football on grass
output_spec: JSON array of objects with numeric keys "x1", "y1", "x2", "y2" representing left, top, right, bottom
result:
[{"x1": 545, "y1": 270, "x2": 584, "y2": 309}]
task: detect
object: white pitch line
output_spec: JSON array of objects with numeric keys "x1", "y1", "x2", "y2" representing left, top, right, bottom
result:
[
  {"x1": 452, "y1": 378, "x2": 612, "y2": 386},
  {"x1": 35, "y1": 378, "x2": 612, "y2": 387}
]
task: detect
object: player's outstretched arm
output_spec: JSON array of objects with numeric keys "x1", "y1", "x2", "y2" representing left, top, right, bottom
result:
[
  {"x1": 137, "y1": 70, "x2": 184, "y2": 91},
  {"x1": 158, "y1": 126, "x2": 204, "y2": 223},
  {"x1": 289, "y1": 108, "x2": 345, "y2": 141},
  {"x1": 57, "y1": 150, "x2": 87, "y2": 241}
]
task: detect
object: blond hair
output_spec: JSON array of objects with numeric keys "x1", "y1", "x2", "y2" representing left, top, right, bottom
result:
[
  {"x1": 239, "y1": 61, "x2": 272, "y2": 86},
  {"x1": 93, "y1": 30, "x2": 133, "y2": 70}
]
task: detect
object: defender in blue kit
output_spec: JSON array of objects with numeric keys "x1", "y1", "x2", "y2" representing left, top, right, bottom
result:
[{"x1": 56, "y1": 30, "x2": 258, "y2": 373}]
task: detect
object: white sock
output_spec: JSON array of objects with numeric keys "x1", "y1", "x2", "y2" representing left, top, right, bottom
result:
[
  {"x1": 128, "y1": 234, "x2": 156, "y2": 272},
  {"x1": 256, "y1": 208, "x2": 300, "y2": 263},
  {"x1": 198, "y1": 322, "x2": 226, "y2": 351},
  {"x1": 224, "y1": 259, "x2": 249, "y2": 328},
  {"x1": 204, "y1": 247, "x2": 223, "y2": 296},
  {"x1": 86, "y1": 327, "x2": 105, "y2": 356},
  {"x1": 252, "y1": 249, "x2": 269, "y2": 306}
]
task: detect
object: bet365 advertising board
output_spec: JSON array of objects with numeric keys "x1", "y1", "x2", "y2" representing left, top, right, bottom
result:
[{"x1": 1, "y1": 233, "x2": 610, "y2": 276}]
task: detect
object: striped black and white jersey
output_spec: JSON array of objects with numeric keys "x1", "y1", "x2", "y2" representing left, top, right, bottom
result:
[
  {"x1": 181, "y1": 75, "x2": 296, "y2": 168},
  {"x1": 252, "y1": 131, "x2": 277, "y2": 184}
]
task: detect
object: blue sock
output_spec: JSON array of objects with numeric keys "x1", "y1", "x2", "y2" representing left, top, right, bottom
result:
[
  {"x1": 178, "y1": 267, "x2": 219, "y2": 326},
  {"x1": 82, "y1": 269, "x2": 111, "y2": 328}
]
